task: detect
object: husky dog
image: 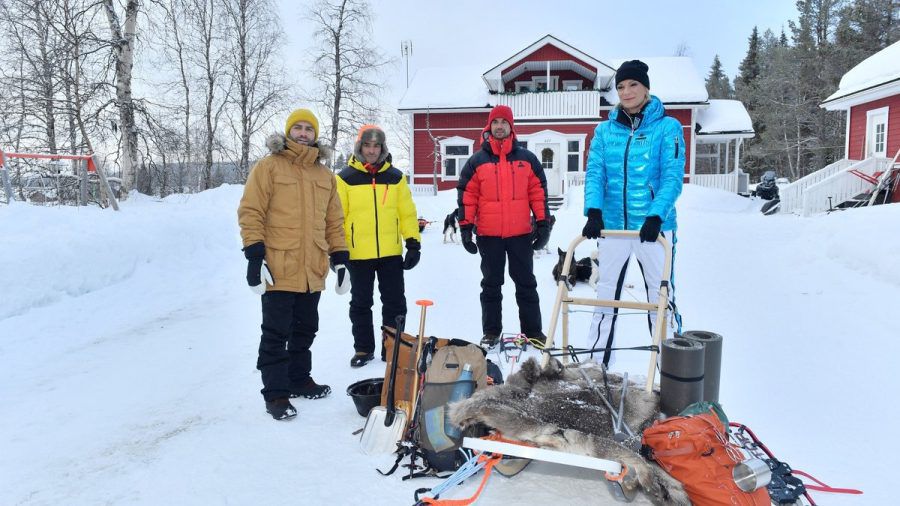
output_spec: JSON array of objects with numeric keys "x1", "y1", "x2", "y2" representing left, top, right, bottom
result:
[
  {"x1": 450, "y1": 358, "x2": 689, "y2": 505},
  {"x1": 443, "y1": 210, "x2": 458, "y2": 244},
  {"x1": 552, "y1": 248, "x2": 591, "y2": 286}
]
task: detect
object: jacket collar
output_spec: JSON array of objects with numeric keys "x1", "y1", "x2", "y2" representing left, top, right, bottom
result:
[
  {"x1": 281, "y1": 138, "x2": 321, "y2": 166},
  {"x1": 348, "y1": 155, "x2": 392, "y2": 174},
  {"x1": 608, "y1": 95, "x2": 664, "y2": 130},
  {"x1": 481, "y1": 131, "x2": 516, "y2": 157}
]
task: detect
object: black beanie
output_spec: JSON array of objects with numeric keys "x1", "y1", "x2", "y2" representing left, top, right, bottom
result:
[{"x1": 615, "y1": 60, "x2": 650, "y2": 89}]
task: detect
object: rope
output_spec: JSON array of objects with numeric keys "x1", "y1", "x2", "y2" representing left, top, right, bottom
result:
[
  {"x1": 419, "y1": 453, "x2": 501, "y2": 506},
  {"x1": 790, "y1": 469, "x2": 863, "y2": 496}
]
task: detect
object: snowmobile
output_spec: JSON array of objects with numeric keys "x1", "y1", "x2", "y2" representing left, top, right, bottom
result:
[{"x1": 753, "y1": 171, "x2": 781, "y2": 215}]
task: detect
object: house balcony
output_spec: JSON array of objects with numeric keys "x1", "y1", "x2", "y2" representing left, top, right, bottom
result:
[{"x1": 493, "y1": 90, "x2": 607, "y2": 119}]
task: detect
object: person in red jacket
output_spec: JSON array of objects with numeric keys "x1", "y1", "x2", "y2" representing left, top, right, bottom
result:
[{"x1": 457, "y1": 105, "x2": 550, "y2": 348}]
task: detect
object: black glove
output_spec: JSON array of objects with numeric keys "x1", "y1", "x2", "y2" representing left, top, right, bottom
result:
[
  {"x1": 532, "y1": 220, "x2": 551, "y2": 250},
  {"x1": 329, "y1": 250, "x2": 349, "y2": 271},
  {"x1": 639, "y1": 215, "x2": 662, "y2": 243},
  {"x1": 243, "y1": 242, "x2": 273, "y2": 294},
  {"x1": 403, "y1": 239, "x2": 421, "y2": 270},
  {"x1": 460, "y1": 225, "x2": 478, "y2": 255},
  {"x1": 582, "y1": 209, "x2": 604, "y2": 239}
]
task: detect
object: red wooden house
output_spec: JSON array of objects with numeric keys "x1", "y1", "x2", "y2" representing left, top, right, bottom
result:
[
  {"x1": 398, "y1": 35, "x2": 753, "y2": 204},
  {"x1": 820, "y1": 39, "x2": 900, "y2": 203}
]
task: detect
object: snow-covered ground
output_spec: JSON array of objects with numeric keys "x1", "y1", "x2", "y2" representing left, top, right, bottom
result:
[{"x1": 1, "y1": 184, "x2": 895, "y2": 505}]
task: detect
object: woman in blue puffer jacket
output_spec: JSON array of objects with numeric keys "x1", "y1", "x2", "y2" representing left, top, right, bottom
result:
[{"x1": 581, "y1": 60, "x2": 684, "y2": 367}]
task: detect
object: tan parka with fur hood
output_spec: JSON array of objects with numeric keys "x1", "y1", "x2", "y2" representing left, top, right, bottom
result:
[{"x1": 238, "y1": 134, "x2": 347, "y2": 293}]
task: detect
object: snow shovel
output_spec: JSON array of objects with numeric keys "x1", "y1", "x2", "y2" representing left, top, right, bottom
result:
[{"x1": 360, "y1": 315, "x2": 408, "y2": 455}]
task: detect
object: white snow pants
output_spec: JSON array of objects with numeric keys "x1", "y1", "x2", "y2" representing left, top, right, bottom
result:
[{"x1": 586, "y1": 235, "x2": 673, "y2": 367}]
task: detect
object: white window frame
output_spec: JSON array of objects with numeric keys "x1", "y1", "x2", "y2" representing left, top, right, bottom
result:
[
  {"x1": 866, "y1": 107, "x2": 889, "y2": 158},
  {"x1": 562, "y1": 79, "x2": 583, "y2": 91},
  {"x1": 439, "y1": 136, "x2": 473, "y2": 181},
  {"x1": 566, "y1": 139, "x2": 583, "y2": 172},
  {"x1": 514, "y1": 76, "x2": 559, "y2": 92}
]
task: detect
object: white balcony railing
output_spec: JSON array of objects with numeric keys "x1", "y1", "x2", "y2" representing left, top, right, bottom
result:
[
  {"x1": 493, "y1": 90, "x2": 605, "y2": 119},
  {"x1": 798, "y1": 157, "x2": 893, "y2": 216},
  {"x1": 778, "y1": 159, "x2": 855, "y2": 215}
]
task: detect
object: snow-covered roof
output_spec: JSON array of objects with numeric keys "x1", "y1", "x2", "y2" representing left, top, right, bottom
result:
[
  {"x1": 398, "y1": 57, "x2": 708, "y2": 111},
  {"x1": 696, "y1": 100, "x2": 754, "y2": 136},
  {"x1": 821, "y1": 40, "x2": 900, "y2": 108},
  {"x1": 398, "y1": 66, "x2": 491, "y2": 111}
]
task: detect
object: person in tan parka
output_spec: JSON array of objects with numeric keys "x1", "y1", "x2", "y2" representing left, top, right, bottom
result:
[{"x1": 238, "y1": 108, "x2": 349, "y2": 421}]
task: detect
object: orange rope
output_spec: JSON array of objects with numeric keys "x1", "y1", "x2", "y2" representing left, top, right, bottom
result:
[{"x1": 420, "y1": 454, "x2": 501, "y2": 506}]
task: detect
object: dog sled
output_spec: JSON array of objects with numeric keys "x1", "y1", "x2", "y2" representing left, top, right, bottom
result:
[{"x1": 413, "y1": 232, "x2": 859, "y2": 505}]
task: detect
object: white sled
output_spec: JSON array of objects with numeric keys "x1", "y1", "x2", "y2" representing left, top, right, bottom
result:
[{"x1": 542, "y1": 231, "x2": 672, "y2": 393}]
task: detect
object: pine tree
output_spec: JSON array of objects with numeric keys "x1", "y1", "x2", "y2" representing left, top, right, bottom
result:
[
  {"x1": 705, "y1": 55, "x2": 734, "y2": 99},
  {"x1": 736, "y1": 27, "x2": 760, "y2": 91}
]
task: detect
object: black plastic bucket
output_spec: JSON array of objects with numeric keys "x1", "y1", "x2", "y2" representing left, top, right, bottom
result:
[{"x1": 347, "y1": 377, "x2": 383, "y2": 417}]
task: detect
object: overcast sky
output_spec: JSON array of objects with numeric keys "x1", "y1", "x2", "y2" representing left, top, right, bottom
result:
[{"x1": 276, "y1": 0, "x2": 800, "y2": 108}]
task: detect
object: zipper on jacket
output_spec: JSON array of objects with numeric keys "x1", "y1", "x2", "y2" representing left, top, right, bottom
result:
[
  {"x1": 371, "y1": 176, "x2": 381, "y2": 257},
  {"x1": 351, "y1": 223, "x2": 356, "y2": 248},
  {"x1": 511, "y1": 162, "x2": 515, "y2": 201},
  {"x1": 674, "y1": 137, "x2": 679, "y2": 158},
  {"x1": 494, "y1": 166, "x2": 500, "y2": 201},
  {"x1": 623, "y1": 126, "x2": 635, "y2": 229}
]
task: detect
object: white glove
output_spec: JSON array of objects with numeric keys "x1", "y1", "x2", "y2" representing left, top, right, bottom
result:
[
  {"x1": 250, "y1": 259, "x2": 275, "y2": 295},
  {"x1": 334, "y1": 264, "x2": 350, "y2": 295}
]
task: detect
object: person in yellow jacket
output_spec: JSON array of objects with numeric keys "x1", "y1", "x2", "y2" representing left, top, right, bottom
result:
[
  {"x1": 238, "y1": 108, "x2": 349, "y2": 421},
  {"x1": 336, "y1": 124, "x2": 421, "y2": 368}
]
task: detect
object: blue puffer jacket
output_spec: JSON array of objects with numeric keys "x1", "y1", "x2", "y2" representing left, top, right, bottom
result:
[{"x1": 583, "y1": 96, "x2": 685, "y2": 231}]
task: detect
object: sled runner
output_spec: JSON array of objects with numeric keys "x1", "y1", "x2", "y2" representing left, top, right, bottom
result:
[{"x1": 542, "y1": 231, "x2": 673, "y2": 393}]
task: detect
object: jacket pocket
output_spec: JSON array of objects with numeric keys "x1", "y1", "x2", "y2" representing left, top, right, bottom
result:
[
  {"x1": 313, "y1": 179, "x2": 331, "y2": 221},
  {"x1": 269, "y1": 177, "x2": 300, "y2": 226},
  {"x1": 312, "y1": 237, "x2": 330, "y2": 278}
]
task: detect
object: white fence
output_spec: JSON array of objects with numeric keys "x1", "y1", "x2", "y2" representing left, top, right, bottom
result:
[
  {"x1": 691, "y1": 172, "x2": 748, "y2": 194},
  {"x1": 797, "y1": 157, "x2": 892, "y2": 216},
  {"x1": 566, "y1": 172, "x2": 585, "y2": 188},
  {"x1": 778, "y1": 158, "x2": 855, "y2": 215},
  {"x1": 410, "y1": 183, "x2": 438, "y2": 196},
  {"x1": 494, "y1": 90, "x2": 604, "y2": 119}
]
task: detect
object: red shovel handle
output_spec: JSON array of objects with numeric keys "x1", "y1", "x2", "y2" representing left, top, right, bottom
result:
[{"x1": 416, "y1": 299, "x2": 434, "y2": 307}]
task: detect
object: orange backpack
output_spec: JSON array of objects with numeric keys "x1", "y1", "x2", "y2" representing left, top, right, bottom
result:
[{"x1": 642, "y1": 412, "x2": 770, "y2": 506}]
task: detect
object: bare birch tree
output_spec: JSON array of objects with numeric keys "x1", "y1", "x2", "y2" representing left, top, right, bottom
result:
[
  {"x1": 222, "y1": 0, "x2": 288, "y2": 182},
  {"x1": 305, "y1": 0, "x2": 391, "y2": 163},
  {"x1": 102, "y1": 0, "x2": 141, "y2": 194}
]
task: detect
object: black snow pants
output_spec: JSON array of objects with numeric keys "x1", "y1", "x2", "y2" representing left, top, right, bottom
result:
[
  {"x1": 347, "y1": 255, "x2": 407, "y2": 355},
  {"x1": 476, "y1": 233, "x2": 542, "y2": 337},
  {"x1": 257, "y1": 290, "x2": 321, "y2": 401}
]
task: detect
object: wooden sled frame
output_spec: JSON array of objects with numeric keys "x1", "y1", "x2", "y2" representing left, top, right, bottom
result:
[
  {"x1": 541, "y1": 231, "x2": 673, "y2": 393},
  {"x1": 461, "y1": 436, "x2": 638, "y2": 502}
]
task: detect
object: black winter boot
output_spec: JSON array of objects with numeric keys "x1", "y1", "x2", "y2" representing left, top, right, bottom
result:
[
  {"x1": 350, "y1": 352, "x2": 375, "y2": 368},
  {"x1": 265, "y1": 398, "x2": 297, "y2": 421},
  {"x1": 291, "y1": 379, "x2": 332, "y2": 399},
  {"x1": 480, "y1": 334, "x2": 500, "y2": 348}
]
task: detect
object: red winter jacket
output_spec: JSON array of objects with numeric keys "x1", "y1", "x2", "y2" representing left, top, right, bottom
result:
[{"x1": 456, "y1": 131, "x2": 549, "y2": 238}]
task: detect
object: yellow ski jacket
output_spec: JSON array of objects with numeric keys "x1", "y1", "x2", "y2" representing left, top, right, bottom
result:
[{"x1": 335, "y1": 156, "x2": 420, "y2": 260}]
